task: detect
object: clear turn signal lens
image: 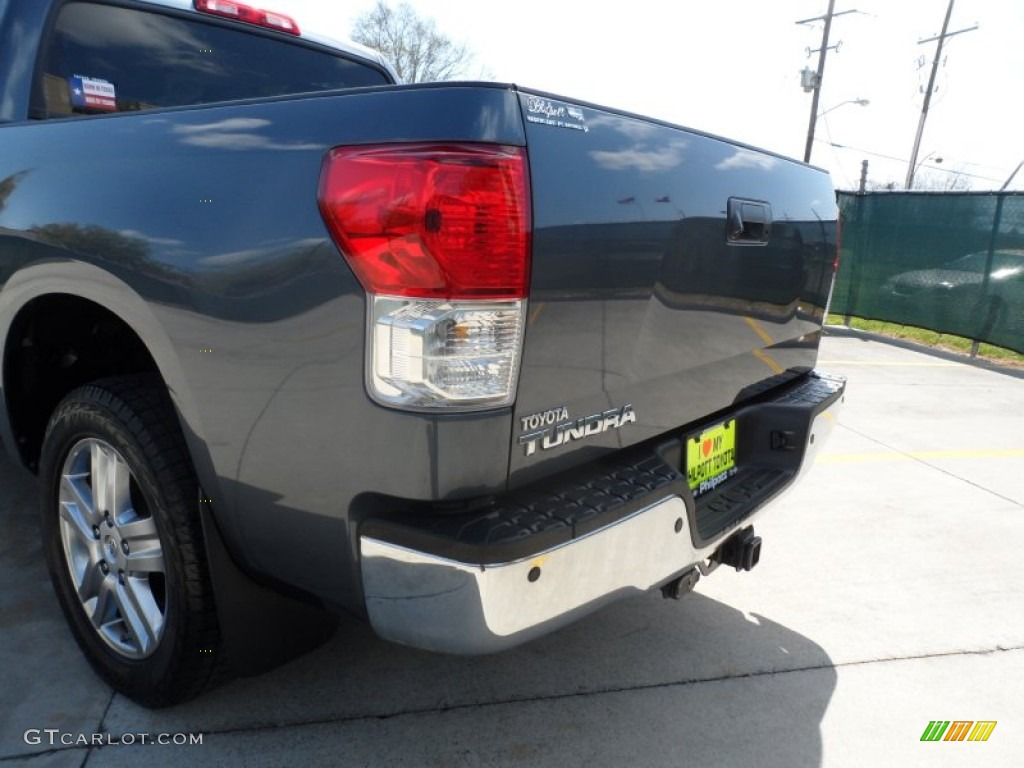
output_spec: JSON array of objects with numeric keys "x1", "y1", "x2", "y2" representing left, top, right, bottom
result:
[{"x1": 370, "y1": 296, "x2": 526, "y2": 409}]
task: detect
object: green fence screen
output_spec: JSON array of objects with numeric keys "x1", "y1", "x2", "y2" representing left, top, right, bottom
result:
[{"x1": 830, "y1": 191, "x2": 1024, "y2": 354}]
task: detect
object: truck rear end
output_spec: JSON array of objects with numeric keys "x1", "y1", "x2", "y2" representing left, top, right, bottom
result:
[
  {"x1": 335, "y1": 89, "x2": 846, "y2": 653},
  {"x1": 1, "y1": 0, "x2": 843, "y2": 707}
]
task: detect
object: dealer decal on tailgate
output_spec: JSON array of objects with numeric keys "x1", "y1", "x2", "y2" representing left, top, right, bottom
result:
[{"x1": 686, "y1": 420, "x2": 738, "y2": 496}]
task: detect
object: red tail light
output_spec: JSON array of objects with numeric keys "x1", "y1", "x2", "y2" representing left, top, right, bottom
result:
[
  {"x1": 194, "y1": 0, "x2": 300, "y2": 35},
  {"x1": 318, "y1": 144, "x2": 531, "y2": 300}
]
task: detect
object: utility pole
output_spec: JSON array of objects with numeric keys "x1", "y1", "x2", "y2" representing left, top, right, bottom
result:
[
  {"x1": 1001, "y1": 160, "x2": 1023, "y2": 191},
  {"x1": 858, "y1": 159, "x2": 868, "y2": 192},
  {"x1": 904, "y1": 0, "x2": 978, "y2": 189},
  {"x1": 797, "y1": 1, "x2": 857, "y2": 163}
]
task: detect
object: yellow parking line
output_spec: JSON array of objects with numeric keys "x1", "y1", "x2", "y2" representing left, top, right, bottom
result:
[
  {"x1": 753, "y1": 348, "x2": 784, "y2": 374},
  {"x1": 528, "y1": 302, "x2": 545, "y2": 326},
  {"x1": 818, "y1": 448, "x2": 1024, "y2": 465},
  {"x1": 744, "y1": 317, "x2": 783, "y2": 373},
  {"x1": 744, "y1": 316, "x2": 775, "y2": 346}
]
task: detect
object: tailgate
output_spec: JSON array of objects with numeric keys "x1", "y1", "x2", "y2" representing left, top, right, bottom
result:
[{"x1": 512, "y1": 90, "x2": 837, "y2": 486}]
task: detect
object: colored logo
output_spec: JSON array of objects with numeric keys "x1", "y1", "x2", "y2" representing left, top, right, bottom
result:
[
  {"x1": 920, "y1": 720, "x2": 997, "y2": 742},
  {"x1": 68, "y1": 75, "x2": 117, "y2": 112}
]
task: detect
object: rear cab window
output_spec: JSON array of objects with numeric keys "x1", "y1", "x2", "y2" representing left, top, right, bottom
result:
[{"x1": 33, "y1": 1, "x2": 390, "y2": 118}]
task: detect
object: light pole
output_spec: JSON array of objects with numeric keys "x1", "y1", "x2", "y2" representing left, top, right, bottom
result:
[
  {"x1": 807, "y1": 99, "x2": 869, "y2": 166},
  {"x1": 817, "y1": 98, "x2": 869, "y2": 121},
  {"x1": 909, "y1": 151, "x2": 943, "y2": 188}
]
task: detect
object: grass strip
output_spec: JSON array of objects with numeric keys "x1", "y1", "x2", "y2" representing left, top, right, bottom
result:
[{"x1": 826, "y1": 315, "x2": 1024, "y2": 367}]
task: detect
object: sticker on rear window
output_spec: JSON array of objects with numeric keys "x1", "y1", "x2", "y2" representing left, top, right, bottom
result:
[
  {"x1": 69, "y1": 75, "x2": 117, "y2": 112},
  {"x1": 524, "y1": 96, "x2": 589, "y2": 133}
]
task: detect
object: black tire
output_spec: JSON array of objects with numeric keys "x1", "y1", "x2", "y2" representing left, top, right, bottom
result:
[{"x1": 39, "y1": 375, "x2": 222, "y2": 707}]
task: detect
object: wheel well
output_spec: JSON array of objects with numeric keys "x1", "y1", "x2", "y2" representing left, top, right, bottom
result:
[{"x1": 3, "y1": 295, "x2": 162, "y2": 472}]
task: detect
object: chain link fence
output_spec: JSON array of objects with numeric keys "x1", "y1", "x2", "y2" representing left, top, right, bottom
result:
[{"x1": 830, "y1": 191, "x2": 1024, "y2": 354}]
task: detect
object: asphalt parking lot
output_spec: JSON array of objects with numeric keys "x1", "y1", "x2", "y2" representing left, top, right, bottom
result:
[{"x1": 2, "y1": 333, "x2": 1022, "y2": 767}]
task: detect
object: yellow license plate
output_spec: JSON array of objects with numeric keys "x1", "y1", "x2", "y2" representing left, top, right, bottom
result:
[{"x1": 686, "y1": 420, "x2": 737, "y2": 495}]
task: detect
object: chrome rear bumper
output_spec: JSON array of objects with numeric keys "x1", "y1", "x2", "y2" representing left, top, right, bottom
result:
[{"x1": 360, "y1": 372, "x2": 844, "y2": 654}]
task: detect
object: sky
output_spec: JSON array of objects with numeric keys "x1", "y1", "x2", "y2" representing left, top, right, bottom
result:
[{"x1": 272, "y1": 0, "x2": 1022, "y2": 192}]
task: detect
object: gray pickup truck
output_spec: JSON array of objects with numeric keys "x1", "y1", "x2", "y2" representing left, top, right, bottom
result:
[{"x1": 0, "y1": 0, "x2": 845, "y2": 707}]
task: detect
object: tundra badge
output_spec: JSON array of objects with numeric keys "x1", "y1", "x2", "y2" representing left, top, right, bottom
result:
[{"x1": 518, "y1": 405, "x2": 636, "y2": 457}]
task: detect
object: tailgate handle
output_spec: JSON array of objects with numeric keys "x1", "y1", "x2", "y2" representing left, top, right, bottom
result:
[{"x1": 727, "y1": 198, "x2": 771, "y2": 245}]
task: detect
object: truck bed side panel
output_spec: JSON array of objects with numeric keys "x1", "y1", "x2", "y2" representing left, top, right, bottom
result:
[{"x1": 0, "y1": 85, "x2": 525, "y2": 610}]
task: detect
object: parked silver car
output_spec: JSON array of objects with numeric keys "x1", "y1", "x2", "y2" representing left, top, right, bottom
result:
[{"x1": 880, "y1": 250, "x2": 1024, "y2": 339}]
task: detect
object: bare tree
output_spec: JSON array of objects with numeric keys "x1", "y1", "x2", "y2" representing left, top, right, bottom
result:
[
  {"x1": 912, "y1": 166, "x2": 972, "y2": 192},
  {"x1": 868, "y1": 166, "x2": 973, "y2": 192},
  {"x1": 866, "y1": 180, "x2": 900, "y2": 192},
  {"x1": 351, "y1": 1, "x2": 477, "y2": 83}
]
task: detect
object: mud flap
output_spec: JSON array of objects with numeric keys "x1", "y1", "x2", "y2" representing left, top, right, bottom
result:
[{"x1": 200, "y1": 497, "x2": 338, "y2": 677}]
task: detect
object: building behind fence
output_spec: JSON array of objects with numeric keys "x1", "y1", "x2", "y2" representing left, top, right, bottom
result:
[{"x1": 830, "y1": 191, "x2": 1024, "y2": 355}]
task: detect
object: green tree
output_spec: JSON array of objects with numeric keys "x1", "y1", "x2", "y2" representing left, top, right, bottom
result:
[{"x1": 351, "y1": 1, "x2": 477, "y2": 83}]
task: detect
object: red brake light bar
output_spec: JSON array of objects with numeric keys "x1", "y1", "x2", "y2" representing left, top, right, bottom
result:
[
  {"x1": 260, "y1": 10, "x2": 300, "y2": 34},
  {"x1": 193, "y1": 0, "x2": 300, "y2": 35}
]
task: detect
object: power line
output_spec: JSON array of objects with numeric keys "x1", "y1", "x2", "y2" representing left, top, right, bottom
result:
[
  {"x1": 941, "y1": 157, "x2": 1016, "y2": 173},
  {"x1": 821, "y1": 139, "x2": 1004, "y2": 184},
  {"x1": 818, "y1": 113, "x2": 856, "y2": 189}
]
